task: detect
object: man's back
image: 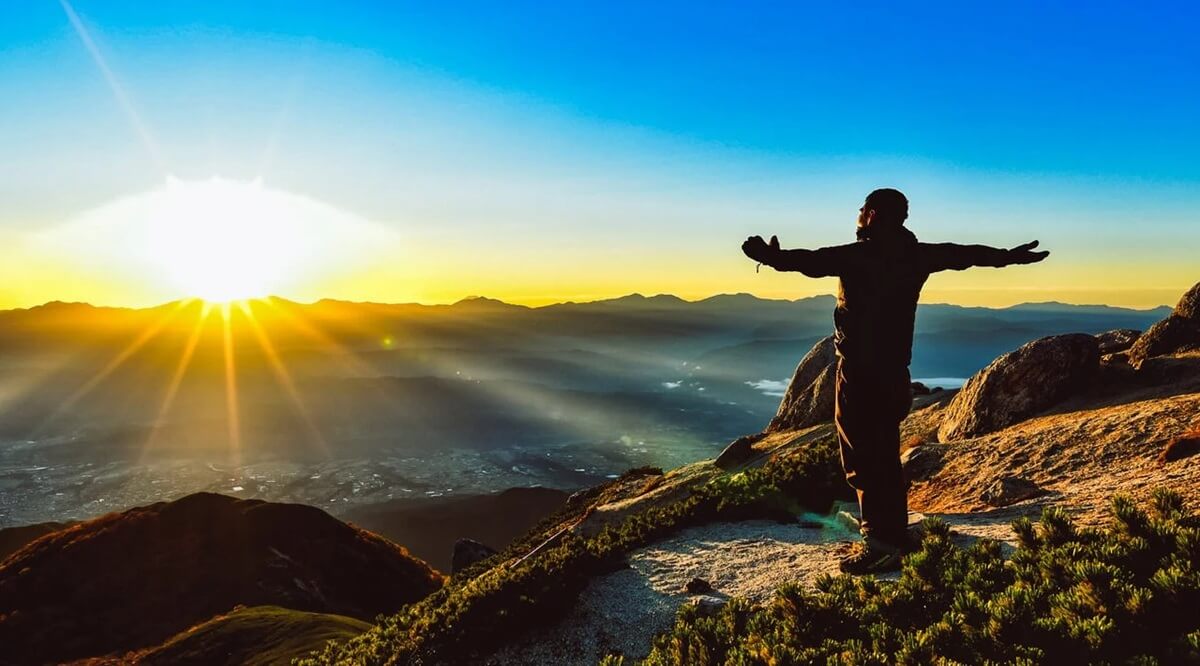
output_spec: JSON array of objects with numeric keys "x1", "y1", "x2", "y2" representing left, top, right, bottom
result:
[{"x1": 833, "y1": 225, "x2": 927, "y2": 372}]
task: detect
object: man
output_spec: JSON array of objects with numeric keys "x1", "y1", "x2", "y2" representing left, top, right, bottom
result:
[{"x1": 741, "y1": 188, "x2": 1048, "y2": 574}]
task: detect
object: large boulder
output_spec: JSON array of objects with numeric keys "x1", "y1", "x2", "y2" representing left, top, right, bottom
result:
[
  {"x1": 766, "y1": 335, "x2": 836, "y2": 432},
  {"x1": 1095, "y1": 328, "x2": 1141, "y2": 355},
  {"x1": 1128, "y1": 282, "x2": 1200, "y2": 367},
  {"x1": 938, "y1": 333, "x2": 1100, "y2": 441}
]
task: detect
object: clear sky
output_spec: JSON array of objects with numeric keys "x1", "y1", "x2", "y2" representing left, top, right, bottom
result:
[{"x1": 1, "y1": 1, "x2": 1196, "y2": 308}]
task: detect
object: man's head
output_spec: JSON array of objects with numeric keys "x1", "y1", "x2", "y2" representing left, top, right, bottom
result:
[{"x1": 857, "y1": 188, "x2": 909, "y2": 230}]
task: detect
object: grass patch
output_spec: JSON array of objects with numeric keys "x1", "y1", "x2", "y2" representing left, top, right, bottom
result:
[{"x1": 132, "y1": 605, "x2": 370, "y2": 666}]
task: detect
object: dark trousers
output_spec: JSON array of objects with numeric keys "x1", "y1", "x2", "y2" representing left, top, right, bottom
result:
[{"x1": 834, "y1": 359, "x2": 912, "y2": 546}]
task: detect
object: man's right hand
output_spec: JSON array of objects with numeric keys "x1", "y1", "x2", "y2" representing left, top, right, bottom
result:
[
  {"x1": 1006, "y1": 240, "x2": 1050, "y2": 265},
  {"x1": 742, "y1": 235, "x2": 781, "y2": 264}
]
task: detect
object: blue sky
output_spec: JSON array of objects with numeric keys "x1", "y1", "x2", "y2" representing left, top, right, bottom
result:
[{"x1": 1, "y1": 1, "x2": 1197, "y2": 307}]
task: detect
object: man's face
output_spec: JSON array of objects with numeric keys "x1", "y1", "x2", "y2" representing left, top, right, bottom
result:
[{"x1": 857, "y1": 200, "x2": 875, "y2": 229}]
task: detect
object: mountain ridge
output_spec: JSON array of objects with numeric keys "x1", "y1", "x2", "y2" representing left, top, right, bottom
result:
[{"x1": 0, "y1": 292, "x2": 1174, "y2": 315}]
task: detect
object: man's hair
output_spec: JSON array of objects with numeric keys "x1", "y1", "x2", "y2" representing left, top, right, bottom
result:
[{"x1": 865, "y1": 188, "x2": 909, "y2": 226}]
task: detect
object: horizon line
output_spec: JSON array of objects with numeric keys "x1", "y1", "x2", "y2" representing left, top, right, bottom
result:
[{"x1": 4, "y1": 290, "x2": 1176, "y2": 314}]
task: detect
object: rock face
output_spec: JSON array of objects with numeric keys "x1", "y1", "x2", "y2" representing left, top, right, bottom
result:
[
  {"x1": 714, "y1": 433, "x2": 766, "y2": 470},
  {"x1": 767, "y1": 335, "x2": 837, "y2": 432},
  {"x1": 1095, "y1": 329, "x2": 1141, "y2": 355},
  {"x1": 1129, "y1": 282, "x2": 1200, "y2": 367},
  {"x1": 452, "y1": 538, "x2": 498, "y2": 574},
  {"x1": 938, "y1": 334, "x2": 1100, "y2": 442}
]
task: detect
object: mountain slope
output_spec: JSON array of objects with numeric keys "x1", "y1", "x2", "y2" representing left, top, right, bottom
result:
[
  {"x1": 0, "y1": 492, "x2": 443, "y2": 664},
  {"x1": 343, "y1": 486, "x2": 569, "y2": 572}
]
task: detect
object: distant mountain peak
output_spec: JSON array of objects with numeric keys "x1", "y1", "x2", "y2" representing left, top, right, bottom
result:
[
  {"x1": 601, "y1": 293, "x2": 688, "y2": 306},
  {"x1": 452, "y1": 295, "x2": 528, "y2": 309}
]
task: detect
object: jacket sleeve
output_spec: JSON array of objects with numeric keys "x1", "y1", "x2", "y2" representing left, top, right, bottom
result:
[
  {"x1": 767, "y1": 243, "x2": 860, "y2": 278},
  {"x1": 919, "y1": 243, "x2": 1013, "y2": 272}
]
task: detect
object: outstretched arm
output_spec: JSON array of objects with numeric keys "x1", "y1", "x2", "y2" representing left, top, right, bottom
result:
[
  {"x1": 741, "y1": 235, "x2": 855, "y2": 278},
  {"x1": 922, "y1": 240, "x2": 1049, "y2": 272}
]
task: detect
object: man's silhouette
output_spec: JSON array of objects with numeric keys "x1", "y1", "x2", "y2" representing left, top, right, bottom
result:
[{"x1": 742, "y1": 188, "x2": 1048, "y2": 574}]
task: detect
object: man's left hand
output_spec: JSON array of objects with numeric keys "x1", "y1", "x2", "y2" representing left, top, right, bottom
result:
[{"x1": 742, "y1": 235, "x2": 780, "y2": 264}]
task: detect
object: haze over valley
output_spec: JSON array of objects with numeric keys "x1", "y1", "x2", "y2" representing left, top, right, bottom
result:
[{"x1": 0, "y1": 293, "x2": 1166, "y2": 527}]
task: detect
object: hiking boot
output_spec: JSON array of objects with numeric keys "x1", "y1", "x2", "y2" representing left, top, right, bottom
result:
[{"x1": 838, "y1": 536, "x2": 905, "y2": 575}]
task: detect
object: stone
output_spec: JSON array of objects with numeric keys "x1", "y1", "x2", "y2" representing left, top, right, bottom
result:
[
  {"x1": 1128, "y1": 281, "x2": 1200, "y2": 367},
  {"x1": 938, "y1": 334, "x2": 1100, "y2": 441},
  {"x1": 685, "y1": 577, "x2": 713, "y2": 594},
  {"x1": 1159, "y1": 430, "x2": 1200, "y2": 464},
  {"x1": 766, "y1": 335, "x2": 837, "y2": 432},
  {"x1": 451, "y1": 538, "x2": 498, "y2": 574},
  {"x1": 980, "y1": 476, "x2": 1045, "y2": 507},
  {"x1": 1094, "y1": 329, "x2": 1141, "y2": 355},
  {"x1": 1129, "y1": 316, "x2": 1200, "y2": 367},
  {"x1": 687, "y1": 595, "x2": 727, "y2": 616},
  {"x1": 901, "y1": 443, "x2": 948, "y2": 484},
  {"x1": 714, "y1": 432, "x2": 766, "y2": 470},
  {"x1": 1173, "y1": 281, "x2": 1200, "y2": 321}
]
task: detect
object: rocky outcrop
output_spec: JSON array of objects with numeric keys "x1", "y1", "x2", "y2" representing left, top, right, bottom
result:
[
  {"x1": 901, "y1": 444, "x2": 948, "y2": 484},
  {"x1": 766, "y1": 335, "x2": 836, "y2": 432},
  {"x1": 938, "y1": 334, "x2": 1100, "y2": 441},
  {"x1": 1129, "y1": 282, "x2": 1200, "y2": 367},
  {"x1": 714, "y1": 432, "x2": 766, "y2": 469},
  {"x1": 1095, "y1": 329, "x2": 1141, "y2": 355}
]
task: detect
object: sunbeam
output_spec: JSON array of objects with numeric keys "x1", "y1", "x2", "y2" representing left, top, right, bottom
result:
[
  {"x1": 220, "y1": 303, "x2": 242, "y2": 466},
  {"x1": 31, "y1": 300, "x2": 189, "y2": 436},
  {"x1": 238, "y1": 300, "x2": 329, "y2": 457},
  {"x1": 59, "y1": 0, "x2": 164, "y2": 172},
  {"x1": 258, "y1": 297, "x2": 380, "y2": 378},
  {"x1": 140, "y1": 301, "x2": 212, "y2": 461}
]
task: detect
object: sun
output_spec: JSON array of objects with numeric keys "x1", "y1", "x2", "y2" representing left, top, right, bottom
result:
[
  {"x1": 34, "y1": 176, "x2": 396, "y2": 304},
  {"x1": 142, "y1": 178, "x2": 316, "y2": 302}
]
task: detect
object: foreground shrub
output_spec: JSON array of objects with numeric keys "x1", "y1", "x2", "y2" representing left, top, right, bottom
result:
[
  {"x1": 638, "y1": 488, "x2": 1200, "y2": 666},
  {"x1": 298, "y1": 438, "x2": 849, "y2": 665}
]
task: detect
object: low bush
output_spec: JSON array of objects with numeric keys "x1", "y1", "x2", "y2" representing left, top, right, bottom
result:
[{"x1": 628, "y1": 488, "x2": 1200, "y2": 665}]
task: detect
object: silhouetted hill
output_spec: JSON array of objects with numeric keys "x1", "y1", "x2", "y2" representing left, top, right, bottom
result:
[
  {"x1": 343, "y1": 486, "x2": 570, "y2": 571},
  {"x1": 0, "y1": 521, "x2": 74, "y2": 561},
  {"x1": 0, "y1": 492, "x2": 442, "y2": 664}
]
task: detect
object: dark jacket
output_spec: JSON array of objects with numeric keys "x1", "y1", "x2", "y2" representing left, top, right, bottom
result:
[{"x1": 768, "y1": 226, "x2": 1016, "y2": 372}]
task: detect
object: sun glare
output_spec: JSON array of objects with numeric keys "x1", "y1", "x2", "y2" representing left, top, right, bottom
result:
[
  {"x1": 148, "y1": 178, "x2": 316, "y2": 301},
  {"x1": 34, "y1": 176, "x2": 395, "y2": 304}
]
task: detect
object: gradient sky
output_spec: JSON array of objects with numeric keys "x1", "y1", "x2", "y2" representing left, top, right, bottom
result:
[{"x1": 1, "y1": 1, "x2": 1197, "y2": 308}]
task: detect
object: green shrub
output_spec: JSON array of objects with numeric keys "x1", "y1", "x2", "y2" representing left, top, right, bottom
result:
[{"x1": 638, "y1": 488, "x2": 1200, "y2": 666}]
